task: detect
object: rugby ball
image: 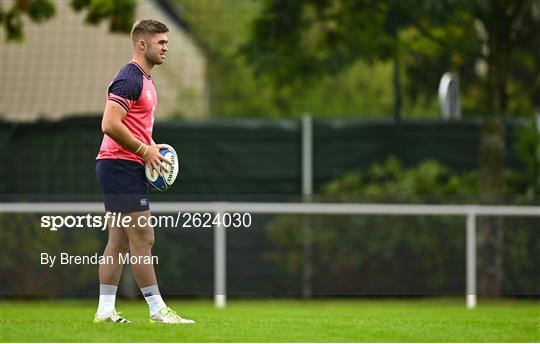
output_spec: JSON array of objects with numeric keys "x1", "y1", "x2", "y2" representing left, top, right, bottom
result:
[{"x1": 145, "y1": 145, "x2": 179, "y2": 191}]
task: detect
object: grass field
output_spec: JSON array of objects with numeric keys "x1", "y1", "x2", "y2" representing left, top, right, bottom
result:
[{"x1": 1, "y1": 298, "x2": 538, "y2": 342}]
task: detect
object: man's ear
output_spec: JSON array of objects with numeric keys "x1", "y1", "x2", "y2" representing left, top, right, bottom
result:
[{"x1": 137, "y1": 39, "x2": 146, "y2": 51}]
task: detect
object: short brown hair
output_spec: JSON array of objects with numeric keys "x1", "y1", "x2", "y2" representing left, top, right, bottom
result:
[{"x1": 131, "y1": 20, "x2": 169, "y2": 43}]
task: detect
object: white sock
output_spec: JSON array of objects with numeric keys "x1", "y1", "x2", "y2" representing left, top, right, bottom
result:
[
  {"x1": 141, "y1": 285, "x2": 166, "y2": 316},
  {"x1": 97, "y1": 284, "x2": 117, "y2": 317}
]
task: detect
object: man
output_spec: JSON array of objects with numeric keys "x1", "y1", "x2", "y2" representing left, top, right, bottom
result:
[{"x1": 95, "y1": 19, "x2": 194, "y2": 324}]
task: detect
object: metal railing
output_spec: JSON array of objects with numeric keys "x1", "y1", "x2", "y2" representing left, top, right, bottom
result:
[{"x1": 3, "y1": 202, "x2": 539, "y2": 309}]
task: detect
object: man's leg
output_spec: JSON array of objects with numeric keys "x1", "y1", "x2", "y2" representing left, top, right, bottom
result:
[
  {"x1": 123, "y1": 210, "x2": 163, "y2": 314},
  {"x1": 124, "y1": 210, "x2": 194, "y2": 324},
  {"x1": 100, "y1": 222, "x2": 130, "y2": 285},
  {"x1": 95, "y1": 221, "x2": 130, "y2": 320},
  {"x1": 123, "y1": 210, "x2": 157, "y2": 286}
]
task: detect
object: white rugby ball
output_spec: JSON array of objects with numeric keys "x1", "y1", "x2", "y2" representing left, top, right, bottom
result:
[{"x1": 145, "y1": 145, "x2": 179, "y2": 191}]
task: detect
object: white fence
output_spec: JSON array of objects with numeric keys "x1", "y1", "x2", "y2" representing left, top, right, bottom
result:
[{"x1": 2, "y1": 202, "x2": 539, "y2": 309}]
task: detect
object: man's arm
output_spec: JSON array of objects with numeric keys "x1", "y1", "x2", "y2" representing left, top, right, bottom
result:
[{"x1": 101, "y1": 100, "x2": 171, "y2": 172}]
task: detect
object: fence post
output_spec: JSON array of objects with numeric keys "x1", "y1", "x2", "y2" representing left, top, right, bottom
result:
[
  {"x1": 214, "y1": 210, "x2": 226, "y2": 308},
  {"x1": 302, "y1": 114, "x2": 313, "y2": 297},
  {"x1": 466, "y1": 211, "x2": 477, "y2": 309}
]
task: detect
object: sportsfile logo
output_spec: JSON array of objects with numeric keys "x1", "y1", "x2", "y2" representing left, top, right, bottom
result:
[{"x1": 41, "y1": 212, "x2": 122, "y2": 231}]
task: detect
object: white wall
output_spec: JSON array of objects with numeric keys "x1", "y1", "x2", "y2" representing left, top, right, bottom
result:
[{"x1": 0, "y1": 0, "x2": 208, "y2": 122}]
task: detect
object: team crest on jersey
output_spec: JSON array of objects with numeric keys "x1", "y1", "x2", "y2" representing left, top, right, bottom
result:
[{"x1": 146, "y1": 89, "x2": 152, "y2": 100}]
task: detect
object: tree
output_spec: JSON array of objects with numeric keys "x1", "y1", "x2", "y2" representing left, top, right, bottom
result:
[
  {"x1": 0, "y1": 0, "x2": 135, "y2": 41},
  {"x1": 243, "y1": 0, "x2": 540, "y2": 295},
  {"x1": 174, "y1": 0, "x2": 402, "y2": 118},
  {"x1": 173, "y1": 0, "x2": 282, "y2": 117},
  {"x1": 243, "y1": 0, "x2": 539, "y2": 115}
]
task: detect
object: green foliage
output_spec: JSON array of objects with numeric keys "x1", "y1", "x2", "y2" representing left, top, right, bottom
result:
[
  {"x1": 0, "y1": 214, "x2": 100, "y2": 295},
  {"x1": 0, "y1": 0, "x2": 134, "y2": 42},
  {"x1": 265, "y1": 157, "x2": 537, "y2": 295},
  {"x1": 174, "y1": 0, "x2": 280, "y2": 117},
  {"x1": 27, "y1": 0, "x2": 55, "y2": 22},
  {"x1": 0, "y1": 0, "x2": 55, "y2": 41},
  {"x1": 244, "y1": 0, "x2": 540, "y2": 116},
  {"x1": 241, "y1": 0, "x2": 393, "y2": 88},
  {"x1": 323, "y1": 157, "x2": 478, "y2": 202},
  {"x1": 510, "y1": 117, "x2": 540, "y2": 198},
  {"x1": 286, "y1": 60, "x2": 396, "y2": 117},
  {"x1": 266, "y1": 157, "x2": 477, "y2": 294},
  {"x1": 175, "y1": 0, "x2": 428, "y2": 118},
  {"x1": 70, "y1": 0, "x2": 135, "y2": 32}
]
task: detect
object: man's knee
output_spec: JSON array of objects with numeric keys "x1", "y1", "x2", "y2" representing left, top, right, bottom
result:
[
  {"x1": 107, "y1": 237, "x2": 130, "y2": 253},
  {"x1": 129, "y1": 230, "x2": 155, "y2": 251}
]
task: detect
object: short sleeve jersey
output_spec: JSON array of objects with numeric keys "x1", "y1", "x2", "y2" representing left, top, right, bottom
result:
[{"x1": 96, "y1": 61, "x2": 157, "y2": 165}]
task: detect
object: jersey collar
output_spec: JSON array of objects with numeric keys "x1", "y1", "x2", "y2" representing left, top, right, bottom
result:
[{"x1": 129, "y1": 61, "x2": 152, "y2": 79}]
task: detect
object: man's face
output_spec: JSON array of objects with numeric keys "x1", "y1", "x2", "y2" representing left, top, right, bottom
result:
[{"x1": 143, "y1": 33, "x2": 168, "y2": 65}]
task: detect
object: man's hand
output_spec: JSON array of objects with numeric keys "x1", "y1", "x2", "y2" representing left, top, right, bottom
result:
[{"x1": 139, "y1": 143, "x2": 172, "y2": 178}]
